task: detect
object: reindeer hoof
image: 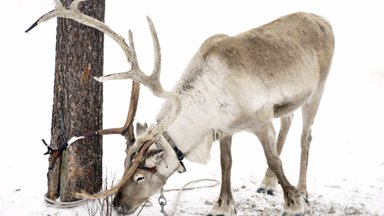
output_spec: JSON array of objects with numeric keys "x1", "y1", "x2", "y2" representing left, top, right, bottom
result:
[
  {"x1": 208, "y1": 201, "x2": 237, "y2": 216},
  {"x1": 207, "y1": 209, "x2": 236, "y2": 216},
  {"x1": 207, "y1": 213, "x2": 234, "y2": 216},
  {"x1": 257, "y1": 187, "x2": 275, "y2": 196},
  {"x1": 282, "y1": 213, "x2": 304, "y2": 216},
  {"x1": 281, "y1": 190, "x2": 308, "y2": 216}
]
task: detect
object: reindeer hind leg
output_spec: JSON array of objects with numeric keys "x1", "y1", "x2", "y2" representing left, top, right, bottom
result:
[{"x1": 297, "y1": 82, "x2": 326, "y2": 203}]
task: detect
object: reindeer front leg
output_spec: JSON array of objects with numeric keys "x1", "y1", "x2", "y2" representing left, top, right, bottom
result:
[{"x1": 208, "y1": 135, "x2": 236, "y2": 216}]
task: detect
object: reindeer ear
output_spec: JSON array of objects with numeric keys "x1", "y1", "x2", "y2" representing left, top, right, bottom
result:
[
  {"x1": 136, "y1": 122, "x2": 148, "y2": 136},
  {"x1": 144, "y1": 150, "x2": 164, "y2": 167}
]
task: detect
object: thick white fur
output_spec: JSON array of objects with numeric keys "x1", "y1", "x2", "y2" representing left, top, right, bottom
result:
[{"x1": 157, "y1": 55, "x2": 268, "y2": 164}]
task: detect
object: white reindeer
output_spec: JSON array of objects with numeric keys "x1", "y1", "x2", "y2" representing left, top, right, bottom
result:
[{"x1": 28, "y1": 1, "x2": 334, "y2": 215}]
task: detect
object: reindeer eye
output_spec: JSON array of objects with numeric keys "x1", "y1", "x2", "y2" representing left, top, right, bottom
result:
[{"x1": 134, "y1": 174, "x2": 145, "y2": 183}]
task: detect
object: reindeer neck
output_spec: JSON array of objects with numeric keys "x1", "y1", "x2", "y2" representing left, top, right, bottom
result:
[
  {"x1": 165, "y1": 109, "x2": 215, "y2": 164},
  {"x1": 159, "y1": 76, "x2": 231, "y2": 164}
]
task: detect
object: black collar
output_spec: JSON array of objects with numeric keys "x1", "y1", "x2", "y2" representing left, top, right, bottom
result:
[{"x1": 162, "y1": 132, "x2": 186, "y2": 172}]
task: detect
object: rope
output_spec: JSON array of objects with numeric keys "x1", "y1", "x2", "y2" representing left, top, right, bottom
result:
[
  {"x1": 157, "y1": 178, "x2": 220, "y2": 216},
  {"x1": 44, "y1": 193, "x2": 87, "y2": 208}
]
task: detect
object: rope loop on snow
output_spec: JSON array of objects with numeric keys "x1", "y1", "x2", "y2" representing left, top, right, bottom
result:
[{"x1": 44, "y1": 193, "x2": 87, "y2": 208}]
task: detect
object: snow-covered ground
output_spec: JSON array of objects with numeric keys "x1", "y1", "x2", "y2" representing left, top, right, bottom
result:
[{"x1": 1, "y1": 0, "x2": 383, "y2": 215}]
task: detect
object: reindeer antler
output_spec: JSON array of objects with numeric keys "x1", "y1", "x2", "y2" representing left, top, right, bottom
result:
[{"x1": 26, "y1": 0, "x2": 168, "y2": 98}]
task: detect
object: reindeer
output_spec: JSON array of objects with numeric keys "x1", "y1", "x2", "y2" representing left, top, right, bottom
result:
[{"x1": 27, "y1": 1, "x2": 334, "y2": 215}]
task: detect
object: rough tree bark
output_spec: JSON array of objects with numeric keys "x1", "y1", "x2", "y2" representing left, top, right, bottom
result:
[{"x1": 47, "y1": 0, "x2": 105, "y2": 202}]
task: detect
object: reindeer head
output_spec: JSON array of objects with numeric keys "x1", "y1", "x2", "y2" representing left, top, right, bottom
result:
[
  {"x1": 113, "y1": 123, "x2": 186, "y2": 214},
  {"x1": 26, "y1": 1, "x2": 183, "y2": 214}
]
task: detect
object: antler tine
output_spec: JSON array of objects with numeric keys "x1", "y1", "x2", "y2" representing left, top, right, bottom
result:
[
  {"x1": 96, "y1": 81, "x2": 140, "y2": 145},
  {"x1": 146, "y1": 16, "x2": 163, "y2": 96}
]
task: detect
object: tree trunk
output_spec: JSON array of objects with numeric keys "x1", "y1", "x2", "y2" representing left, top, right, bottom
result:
[{"x1": 47, "y1": 0, "x2": 105, "y2": 202}]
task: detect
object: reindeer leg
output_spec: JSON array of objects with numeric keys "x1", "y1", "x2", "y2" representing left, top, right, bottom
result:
[
  {"x1": 258, "y1": 113, "x2": 294, "y2": 195},
  {"x1": 297, "y1": 83, "x2": 326, "y2": 204},
  {"x1": 208, "y1": 135, "x2": 236, "y2": 216},
  {"x1": 254, "y1": 122, "x2": 305, "y2": 216}
]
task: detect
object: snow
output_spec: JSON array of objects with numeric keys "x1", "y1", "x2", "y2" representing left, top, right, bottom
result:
[{"x1": 1, "y1": 0, "x2": 384, "y2": 215}]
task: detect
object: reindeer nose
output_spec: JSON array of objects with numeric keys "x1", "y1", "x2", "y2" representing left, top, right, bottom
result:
[
  {"x1": 116, "y1": 204, "x2": 130, "y2": 214},
  {"x1": 113, "y1": 194, "x2": 132, "y2": 215},
  {"x1": 116, "y1": 205, "x2": 123, "y2": 214}
]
